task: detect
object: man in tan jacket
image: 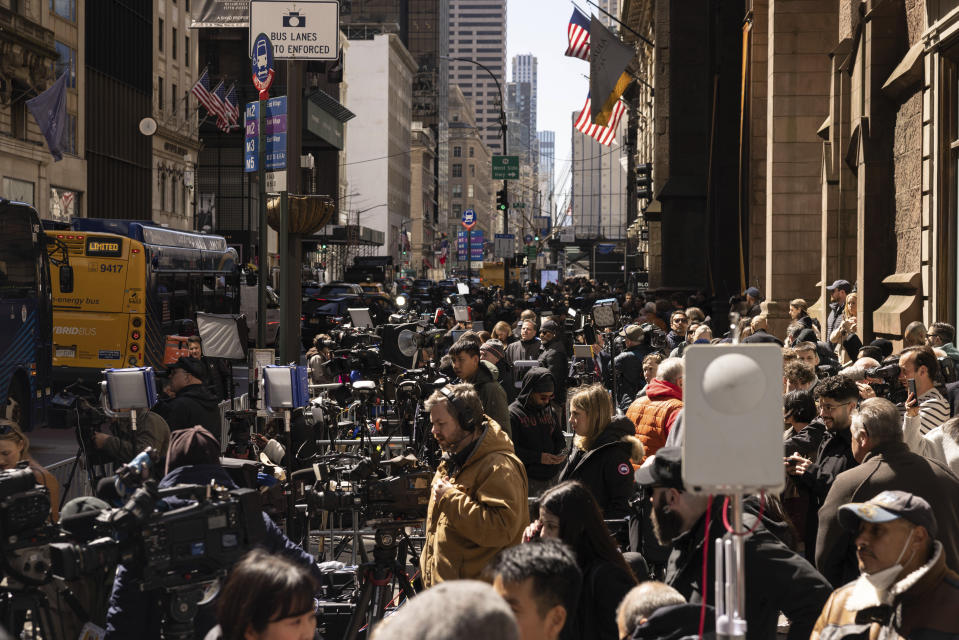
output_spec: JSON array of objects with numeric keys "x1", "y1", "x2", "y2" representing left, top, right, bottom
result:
[{"x1": 420, "y1": 383, "x2": 528, "y2": 588}]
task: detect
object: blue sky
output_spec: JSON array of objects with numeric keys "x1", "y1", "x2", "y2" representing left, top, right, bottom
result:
[{"x1": 506, "y1": 0, "x2": 592, "y2": 207}]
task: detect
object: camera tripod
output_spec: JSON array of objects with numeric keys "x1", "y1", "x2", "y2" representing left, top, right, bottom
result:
[
  {"x1": 0, "y1": 585, "x2": 59, "y2": 640},
  {"x1": 344, "y1": 522, "x2": 420, "y2": 640}
]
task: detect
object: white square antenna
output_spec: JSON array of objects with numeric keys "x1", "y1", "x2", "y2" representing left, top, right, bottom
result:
[{"x1": 682, "y1": 344, "x2": 784, "y2": 494}]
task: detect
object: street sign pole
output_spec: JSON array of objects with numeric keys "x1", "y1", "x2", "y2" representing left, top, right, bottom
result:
[
  {"x1": 466, "y1": 227, "x2": 471, "y2": 282},
  {"x1": 257, "y1": 101, "x2": 268, "y2": 353}
]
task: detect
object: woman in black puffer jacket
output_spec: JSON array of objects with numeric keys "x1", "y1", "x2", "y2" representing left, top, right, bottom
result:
[{"x1": 558, "y1": 384, "x2": 644, "y2": 520}]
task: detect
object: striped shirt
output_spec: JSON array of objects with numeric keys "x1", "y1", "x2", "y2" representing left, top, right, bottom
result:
[{"x1": 913, "y1": 388, "x2": 951, "y2": 435}]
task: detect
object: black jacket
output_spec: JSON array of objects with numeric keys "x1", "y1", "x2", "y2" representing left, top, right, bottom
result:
[
  {"x1": 629, "y1": 603, "x2": 716, "y2": 640},
  {"x1": 465, "y1": 360, "x2": 511, "y2": 438},
  {"x1": 505, "y1": 336, "x2": 541, "y2": 365},
  {"x1": 538, "y1": 337, "x2": 570, "y2": 404},
  {"x1": 614, "y1": 344, "x2": 654, "y2": 407},
  {"x1": 666, "y1": 500, "x2": 831, "y2": 640},
  {"x1": 105, "y1": 464, "x2": 321, "y2": 640},
  {"x1": 509, "y1": 368, "x2": 566, "y2": 480},
  {"x1": 558, "y1": 417, "x2": 642, "y2": 520},
  {"x1": 496, "y1": 358, "x2": 518, "y2": 404},
  {"x1": 815, "y1": 440, "x2": 959, "y2": 589},
  {"x1": 741, "y1": 329, "x2": 784, "y2": 346},
  {"x1": 665, "y1": 331, "x2": 684, "y2": 352},
  {"x1": 572, "y1": 558, "x2": 636, "y2": 640},
  {"x1": 164, "y1": 383, "x2": 222, "y2": 439},
  {"x1": 826, "y1": 302, "x2": 845, "y2": 345},
  {"x1": 200, "y1": 356, "x2": 231, "y2": 401},
  {"x1": 794, "y1": 427, "x2": 856, "y2": 503}
]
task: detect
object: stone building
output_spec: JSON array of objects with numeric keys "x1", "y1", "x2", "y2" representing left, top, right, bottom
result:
[
  {"x1": 410, "y1": 122, "x2": 436, "y2": 276},
  {"x1": 0, "y1": 0, "x2": 85, "y2": 221},
  {"x1": 448, "y1": 84, "x2": 493, "y2": 267}
]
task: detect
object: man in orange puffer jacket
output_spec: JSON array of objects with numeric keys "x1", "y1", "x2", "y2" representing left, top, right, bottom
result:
[{"x1": 626, "y1": 356, "x2": 684, "y2": 465}]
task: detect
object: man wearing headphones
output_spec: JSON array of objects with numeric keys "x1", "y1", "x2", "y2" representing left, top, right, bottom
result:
[{"x1": 420, "y1": 383, "x2": 529, "y2": 588}]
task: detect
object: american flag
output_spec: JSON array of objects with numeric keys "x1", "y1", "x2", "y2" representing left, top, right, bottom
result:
[
  {"x1": 211, "y1": 81, "x2": 230, "y2": 131},
  {"x1": 574, "y1": 94, "x2": 627, "y2": 146},
  {"x1": 223, "y1": 83, "x2": 240, "y2": 125},
  {"x1": 190, "y1": 67, "x2": 222, "y2": 118},
  {"x1": 566, "y1": 7, "x2": 591, "y2": 61}
]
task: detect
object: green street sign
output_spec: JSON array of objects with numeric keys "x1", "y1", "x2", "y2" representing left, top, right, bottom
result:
[{"x1": 492, "y1": 155, "x2": 519, "y2": 180}]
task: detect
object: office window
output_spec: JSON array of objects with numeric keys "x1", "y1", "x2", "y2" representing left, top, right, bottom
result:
[
  {"x1": 185, "y1": 36, "x2": 190, "y2": 63},
  {"x1": 50, "y1": 0, "x2": 76, "y2": 21},
  {"x1": 469, "y1": 164, "x2": 475, "y2": 177},
  {"x1": 55, "y1": 41, "x2": 76, "y2": 88},
  {"x1": 172, "y1": 28, "x2": 178, "y2": 59},
  {"x1": 158, "y1": 77, "x2": 163, "y2": 109},
  {"x1": 452, "y1": 164, "x2": 462, "y2": 177},
  {"x1": 467, "y1": 185, "x2": 474, "y2": 198},
  {"x1": 160, "y1": 172, "x2": 167, "y2": 211},
  {"x1": 159, "y1": 19, "x2": 164, "y2": 51},
  {"x1": 453, "y1": 146, "x2": 462, "y2": 157},
  {"x1": 172, "y1": 84, "x2": 177, "y2": 114},
  {"x1": 469, "y1": 146, "x2": 475, "y2": 157},
  {"x1": 62, "y1": 114, "x2": 76, "y2": 155},
  {"x1": 452, "y1": 184, "x2": 462, "y2": 198}
]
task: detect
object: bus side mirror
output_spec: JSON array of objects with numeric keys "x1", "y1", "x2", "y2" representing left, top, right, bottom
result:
[{"x1": 59, "y1": 265, "x2": 74, "y2": 293}]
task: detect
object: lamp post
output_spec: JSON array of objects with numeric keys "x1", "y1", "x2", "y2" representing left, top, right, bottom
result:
[{"x1": 443, "y1": 55, "x2": 509, "y2": 289}]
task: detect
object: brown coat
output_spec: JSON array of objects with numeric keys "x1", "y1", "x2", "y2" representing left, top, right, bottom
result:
[
  {"x1": 811, "y1": 543, "x2": 959, "y2": 639},
  {"x1": 420, "y1": 417, "x2": 529, "y2": 588}
]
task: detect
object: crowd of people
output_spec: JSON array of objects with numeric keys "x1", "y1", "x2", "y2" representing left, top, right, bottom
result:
[
  {"x1": 17, "y1": 274, "x2": 959, "y2": 640},
  {"x1": 364, "y1": 275, "x2": 959, "y2": 640}
]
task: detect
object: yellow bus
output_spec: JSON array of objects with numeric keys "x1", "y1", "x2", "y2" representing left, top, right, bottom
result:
[{"x1": 46, "y1": 220, "x2": 239, "y2": 388}]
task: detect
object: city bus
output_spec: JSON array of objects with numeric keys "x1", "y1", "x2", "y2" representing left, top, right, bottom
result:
[
  {"x1": 0, "y1": 199, "x2": 72, "y2": 430},
  {"x1": 47, "y1": 219, "x2": 239, "y2": 389}
]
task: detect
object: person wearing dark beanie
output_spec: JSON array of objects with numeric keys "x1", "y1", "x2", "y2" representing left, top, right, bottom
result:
[
  {"x1": 105, "y1": 426, "x2": 322, "y2": 640},
  {"x1": 509, "y1": 367, "x2": 567, "y2": 496}
]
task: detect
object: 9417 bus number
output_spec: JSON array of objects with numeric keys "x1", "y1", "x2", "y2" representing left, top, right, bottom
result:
[{"x1": 99, "y1": 264, "x2": 123, "y2": 273}]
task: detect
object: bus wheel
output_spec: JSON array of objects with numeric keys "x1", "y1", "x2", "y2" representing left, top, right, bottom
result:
[{"x1": 2, "y1": 378, "x2": 29, "y2": 431}]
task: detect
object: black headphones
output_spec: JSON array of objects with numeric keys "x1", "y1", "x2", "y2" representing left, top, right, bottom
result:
[{"x1": 440, "y1": 386, "x2": 478, "y2": 432}]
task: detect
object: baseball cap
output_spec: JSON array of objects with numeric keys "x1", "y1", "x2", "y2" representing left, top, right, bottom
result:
[
  {"x1": 838, "y1": 490, "x2": 938, "y2": 539},
  {"x1": 480, "y1": 339, "x2": 507, "y2": 362},
  {"x1": 167, "y1": 356, "x2": 206, "y2": 381},
  {"x1": 634, "y1": 447, "x2": 684, "y2": 490},
  {"x1": 826, "y1": 279, "x2": 852, "y2": 293},
  {"x1": 744, "y1": 287, "x2": 761, "y2": 299},
  {"x1": 541, "y1": 319, "x2": 560, "y2": 334},
  {"x1": 621, "y1": 324, "x2": 644, "y2": 342}
]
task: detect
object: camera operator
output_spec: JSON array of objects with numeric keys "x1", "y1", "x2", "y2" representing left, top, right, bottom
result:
[
  {"x1": 537, "y1": 320, "x2": 569, "y2": 412},
  {"x1": 898, "y1": 346, "x2": 950, "y2": 436},
  {"x1": 162, "y1": 356, "x2": 222, "y2": 439},
  {"x1": 306, "y1": 333, "x2": 335, "y2": 385},
  {"x1": 105, "y1": 426, "x2": 323, "y2": 640},
  {"x1": 613, "y1": 324, "x2": 655, "y2": 407},
  {"x1": 91, "y1": 409, "x2": 171, "y2": 470},
  {"x1": 0, "y1": 419, "x2": 59, "y2": 522},
  {"x1": 449, "y1": 340, "x2": 511, "y2": 438},
  {"x1": 188, "y1": 336, "x2": 231, "y2": 401},
  {"x1": 421, "y1": 383, "x2": 528, "y2": 587}
]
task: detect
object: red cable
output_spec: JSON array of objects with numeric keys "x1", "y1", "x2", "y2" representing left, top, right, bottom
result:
[
  {"x1": 699, "y1": 495, "x2": 713, "y2": 640},
  {"x1": 721, "y1": 491, "x2": 765, "y2": 535}
]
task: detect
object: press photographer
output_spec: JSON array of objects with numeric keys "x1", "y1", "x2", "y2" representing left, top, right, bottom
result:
[
  {"x1": 105, "y1": 426, "x2": 324, "y2": 640},
  {"x1": 91, "y1": 409, "x2": 170, "y2": 471},
  {"x1": 421, "y1": 383, "x2": 528, "y2": 587},
  {"x1": 0, "y1": 419, "x2": 59, "y2": 522}
]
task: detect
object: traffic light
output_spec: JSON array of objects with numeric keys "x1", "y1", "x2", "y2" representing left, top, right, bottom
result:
[
  {"x1": 496, "y1": 188, "x2": 508, "y2": 211},
  {"x1": 636, "y1": 162, "x2": 652, "y2": 200},
  {"x1": 534, "y1": 234, "x2": 540, "y2": 242}
]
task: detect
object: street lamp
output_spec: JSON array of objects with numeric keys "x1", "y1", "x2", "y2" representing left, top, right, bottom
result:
[{"x1": 441, "y1": 55, "x2": 510, "y2": 289}]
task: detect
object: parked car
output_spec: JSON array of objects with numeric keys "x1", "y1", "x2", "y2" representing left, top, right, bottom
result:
[{"x1": 301, "y1": 281, "x2": 396, "y2": 345}]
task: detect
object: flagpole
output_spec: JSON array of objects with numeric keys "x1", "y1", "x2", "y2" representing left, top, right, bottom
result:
[{"x1": 584, "y1": 0, "x2": 653, "y2": 47}]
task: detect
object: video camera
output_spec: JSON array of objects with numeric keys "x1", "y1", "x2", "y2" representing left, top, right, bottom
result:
[
  {"x1": 50, "y1": 480, "x2": 266, "y2": 586},
  {"x1": 864, "y1": 361, "x2": 906, "y2": 403},
  {"x1": 304, "y1": 452, "x2": 431, "y2": 524}
]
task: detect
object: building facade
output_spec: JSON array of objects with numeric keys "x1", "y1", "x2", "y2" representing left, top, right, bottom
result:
[
  {"x1": 152, "y1": 0, "x2": 199, "y2": 229},
  {"x1": 344, "y1": 33, "x2": 417, "y2": 265},
  {"x1": 0, "y1": 0, "x2": 85, "y2": 221},
  {"x1": 538, "y1": 129, "x2": 555, "y2": 219},
  {"x1": 410, "y1": 121, "x2": 436, "y2": 276},
  {"x1": 449, "y1": 0, "x2": 506, "y2": 155},
  {"x1": 448, "y1": 84, "x2": 493, "y2": 265},
  {"x1": 570, "y1": 109, "x2": 628, "y2": 242}
]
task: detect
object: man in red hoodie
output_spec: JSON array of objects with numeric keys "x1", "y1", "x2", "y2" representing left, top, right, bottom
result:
[{"x1": 626, "y1": 357, "x2": 684, "y2": 464}]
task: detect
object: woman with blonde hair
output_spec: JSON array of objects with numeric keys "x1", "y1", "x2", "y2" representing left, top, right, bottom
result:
[
  {"x1": 491, "y1": 320, "x2": 514, "y2": 345},
  {"x1": 829, "y1": 291, "x2": 860, "y2": 366},
  {"x1": 0, "y1": 419, "x2": 60, "y2": 521},
  {"x1": 556, "y1": 385, "x2": 643, "y2": 520},
  {"x1": 786, "y1": 298, "x2": 820, "y2": 346}
]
